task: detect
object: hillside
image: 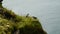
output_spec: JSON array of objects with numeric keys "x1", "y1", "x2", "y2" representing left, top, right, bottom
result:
[{"x1": 0, "y1": 0, "x2": 47, "y2": 34}]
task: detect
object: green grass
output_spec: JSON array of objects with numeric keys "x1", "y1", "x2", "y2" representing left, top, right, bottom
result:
[{"x1": 0, "y1": 6, "x2": 47, "y2": 34}]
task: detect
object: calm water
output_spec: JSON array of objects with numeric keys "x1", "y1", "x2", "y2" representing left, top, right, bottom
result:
[{"x1": 3, "y1": 0, "x2": 60, "y2": 34}]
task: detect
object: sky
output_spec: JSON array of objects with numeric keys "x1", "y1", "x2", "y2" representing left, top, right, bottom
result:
[{"x1": 2, "y1": 0, "x2": 60, "y2": 34}]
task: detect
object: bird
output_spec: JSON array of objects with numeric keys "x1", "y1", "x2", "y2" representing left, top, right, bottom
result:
[
  {"x1": 32, "y1": 16, "x2": 37, "y2": 19},
  {"x1": 26, "y1": 13, "x2": 29, "y2": 17}
]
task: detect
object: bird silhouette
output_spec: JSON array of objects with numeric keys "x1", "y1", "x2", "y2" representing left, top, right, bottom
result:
[{"x1": 26, "y1": 13, "x2": 29, "y2": 17}]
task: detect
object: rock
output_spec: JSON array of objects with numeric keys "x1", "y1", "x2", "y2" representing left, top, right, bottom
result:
[{"x1": 0, "y1": 0, "x2": 3, "y2": 2}]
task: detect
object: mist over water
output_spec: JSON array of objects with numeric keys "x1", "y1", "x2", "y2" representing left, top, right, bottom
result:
[{"x1": 3, "y1": 0, "x2": 60, "y2": 34}]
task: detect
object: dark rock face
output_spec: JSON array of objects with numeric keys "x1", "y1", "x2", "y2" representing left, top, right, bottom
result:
[{"x1": 0, "y1": 0, "x2": 3, "y2": 2}]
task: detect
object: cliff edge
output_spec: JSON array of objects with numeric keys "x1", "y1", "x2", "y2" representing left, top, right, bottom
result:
[{"x1": 0, "y1": 0, "x2": 47, "y2": 34}]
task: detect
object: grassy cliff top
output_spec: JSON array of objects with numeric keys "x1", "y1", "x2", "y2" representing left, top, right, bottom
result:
[{"x1": 0, "y1": 2, "x2": 47, "y2": 34}]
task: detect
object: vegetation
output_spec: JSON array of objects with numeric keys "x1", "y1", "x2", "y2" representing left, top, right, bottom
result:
[{"x1": 0, "y1": 0, "x2": 47, "y2": 34}]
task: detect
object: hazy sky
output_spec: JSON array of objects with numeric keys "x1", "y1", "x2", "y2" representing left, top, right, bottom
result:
[{"x1": 2, "y1": 0, "x2": 60, "y2": 34}]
